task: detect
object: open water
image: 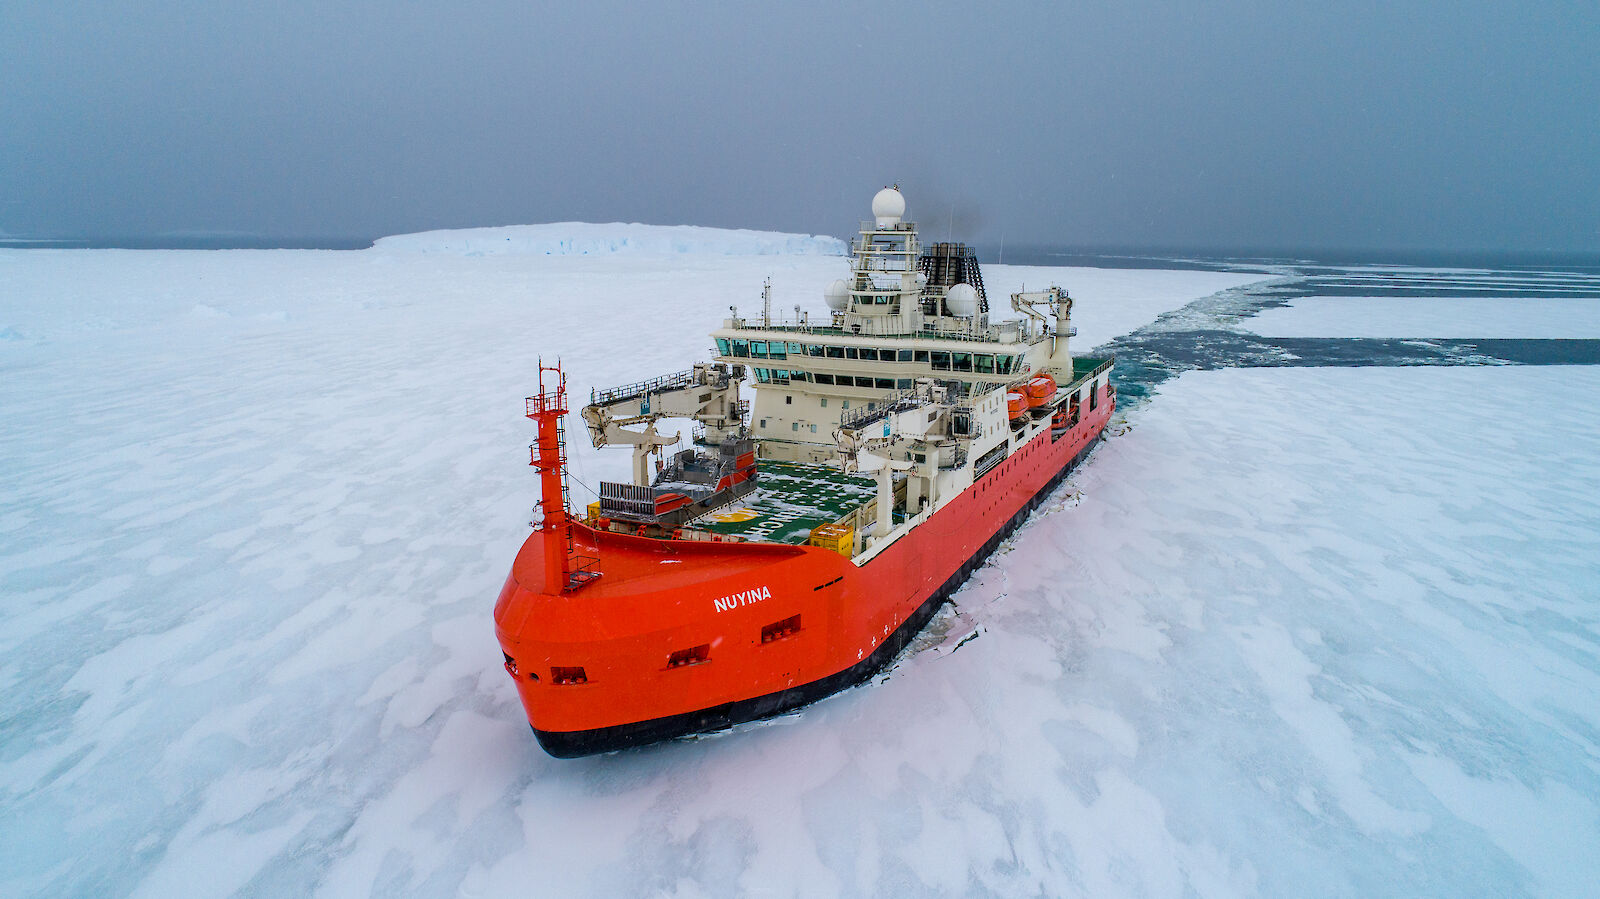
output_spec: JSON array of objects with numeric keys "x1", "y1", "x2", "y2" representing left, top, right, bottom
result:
[{"x1": 1086, "y1": 260, "x2": 1600, "y2": 405}]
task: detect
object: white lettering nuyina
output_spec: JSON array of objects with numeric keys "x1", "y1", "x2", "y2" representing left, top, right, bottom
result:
[{"x1": 713, "y1": 586, "x2": 772, "y2": 612}]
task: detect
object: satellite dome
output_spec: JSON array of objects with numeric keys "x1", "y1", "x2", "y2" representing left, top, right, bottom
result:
[
  {"x1": 824, "y1": 279, "x2": 850, "y2": 312},
  {"x1": 871, "y1": 187, "x2": 905, "y2": 226},
  {"x1": 946, "y1": 283, "x2": 979, "y2": 317}
]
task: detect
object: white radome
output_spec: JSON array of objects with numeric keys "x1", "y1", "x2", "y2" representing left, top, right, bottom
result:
[
  {"x1": 872, "y1": 187, "x2": 906, "y2": 226},
  {"x1": 946, "y1": 282, "x2": 979, "y2": 317},
  {"x1": 824, "y1": 279, "x2": 850, "y2": 312}
]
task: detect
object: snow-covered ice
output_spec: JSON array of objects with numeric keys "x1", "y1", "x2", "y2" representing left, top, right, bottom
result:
[
  {"x1": 3, "y1": 229, "x2": 1598, "y2": 897},
  {"x1": 1244, "y1": 296, "x2": 1600, "y2": 339},
  {"x1": 371, "y1": 222, "x2": 849, "y2": 257}
]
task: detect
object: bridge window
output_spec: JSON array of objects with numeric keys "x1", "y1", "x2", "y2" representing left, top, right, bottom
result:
[
  {"x1": 931, "y1": 351, "x2": 951, "y2": 370},
  {"x1": 826, "y1": 345, "x2": 845, "y2": 359},
  {"x1": 751, "y1": 340, "x2": 768, "y2": 358},
  {"x1": 715, "y1": 338, "x2": 730, "y2": 355},
  {"x1": 915, "y1": 350, "x2": 930, "y2": 363},
  {"x1": 860, "y1": 347, "x2": 879, "y2": 361},
  {"x1": 976, "y1": 354, "x2": 995, "y2": 374},
  {"x1": 815, "y1": 374, "x2": 834, "y2": 385},
  {"x1": 898, "y1": 349, "x2": 914, "y2": 362},
  {"x1": 788, "y1": 342, "x2": 803, "y2": 354},
  {"x1": 875, "y1": 378, "x2": 893, "y2": 389},
  {"x1": 845, "y1": 347, "x2": 859, "y2": 360},
  {"x1": 953, "y1": 353, "x2": 973, "y2": 372},
  {"x1": 731, "y1": 338, "x2": 749, "y2": 357}
]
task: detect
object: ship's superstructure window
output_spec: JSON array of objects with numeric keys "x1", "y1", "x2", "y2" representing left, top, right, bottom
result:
[
  {"x1": 931, "y1": 351, "x2": 950, "y2": 370},
  {"x1": 915, "y1": 350, "x2": 930, "y2": 363},
  {"x1": 827, "y1": 345, "x2": 845, "y2": 358},
  {"x1": 731, "y1": 338, "x2": 748, "y2": 357},
  {"x1": 715, "y1": 338, "x2": 730, "y2": 355}
]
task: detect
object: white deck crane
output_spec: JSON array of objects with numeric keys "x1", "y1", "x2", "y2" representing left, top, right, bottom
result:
[{"x1": 580, "y1": 363, "x2": 747, "y2": 486}]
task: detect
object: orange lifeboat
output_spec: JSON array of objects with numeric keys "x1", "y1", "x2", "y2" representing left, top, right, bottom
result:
[
  {"x1": 1006, "y1": 391, "x2": 1028, "y2": 420},
  {"x1": 1023, "y1": 374, "x2": 1056, "y2": 408}
]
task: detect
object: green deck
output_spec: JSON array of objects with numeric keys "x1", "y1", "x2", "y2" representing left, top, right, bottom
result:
[
  {"x1": 699, "y1": 461, "x2": 877, "y2": 545},
  {"x1": 1070, "y1": 356, "x2": 1112, "y2": 389}
]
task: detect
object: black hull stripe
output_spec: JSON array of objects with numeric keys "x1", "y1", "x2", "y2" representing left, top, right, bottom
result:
[{"x1": 534, "y1": 427, "x2": 1107, "y2": 758}]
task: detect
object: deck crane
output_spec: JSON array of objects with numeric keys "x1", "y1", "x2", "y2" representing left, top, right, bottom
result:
[{"x1": 580, "y1": 363, "x2": 748, "y2": 487}]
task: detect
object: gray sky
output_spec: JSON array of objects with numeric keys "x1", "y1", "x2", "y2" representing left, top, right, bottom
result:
[{"x1": 3, "y1": 1, "x2": 1597, "y2": 252}]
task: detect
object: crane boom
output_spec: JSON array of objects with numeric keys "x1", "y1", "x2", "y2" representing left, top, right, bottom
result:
[{"x1": 580, "y1": 363, "x2": 747, "y2": 486}]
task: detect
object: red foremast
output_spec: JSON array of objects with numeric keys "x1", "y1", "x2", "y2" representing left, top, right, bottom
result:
[{"x1": 524, "y1": 363, "x2": 600, "y2": 594}]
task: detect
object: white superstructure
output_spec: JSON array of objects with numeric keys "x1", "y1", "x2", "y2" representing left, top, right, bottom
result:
[{"x1": 712, "y1": 187, "x2": 1080, "y2": 465}]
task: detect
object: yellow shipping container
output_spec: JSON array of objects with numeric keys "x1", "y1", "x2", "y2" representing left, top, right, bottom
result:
[{"x1": 809, "y1": 522, "x2": 854, "y2": 557}]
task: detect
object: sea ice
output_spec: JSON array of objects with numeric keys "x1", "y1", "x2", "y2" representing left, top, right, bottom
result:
[
  {"x1": 1244, "y1": 295, "x2": 1600, "y2": 339},
  {"x1": 2, "y1": 230, "x2": 1596, "y2": 897}
]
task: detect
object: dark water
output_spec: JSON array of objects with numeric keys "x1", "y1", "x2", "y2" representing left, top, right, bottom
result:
[{"x1": 1089, "y1": 262, "x2": 1600, "y2": 406}]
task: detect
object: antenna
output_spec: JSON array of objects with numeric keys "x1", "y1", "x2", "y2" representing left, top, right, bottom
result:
[
  {"x1": 998, "y1": 226, "x2": 1005, "y2": 265},
  {"x1": 761, "y1": 277, "x2": 772, "y2": 326}
]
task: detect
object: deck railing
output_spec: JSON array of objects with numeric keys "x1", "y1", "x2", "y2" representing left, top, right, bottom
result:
[{"x1": 591, "y1": 369, "x2": 696, "y2": 407}]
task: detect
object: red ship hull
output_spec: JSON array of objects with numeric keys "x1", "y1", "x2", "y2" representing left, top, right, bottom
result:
[{"x1": 495, "y1": 382, "x2": 1115, "y2": 756}]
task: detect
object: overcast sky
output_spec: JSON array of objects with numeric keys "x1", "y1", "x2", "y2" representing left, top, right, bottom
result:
[{"x1": 3, "y1": 1, "x2": 1597, "y2": 253}]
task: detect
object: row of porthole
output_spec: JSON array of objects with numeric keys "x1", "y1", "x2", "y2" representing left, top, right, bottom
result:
[{"x1": 522, "y1": 616, "x2": 806, "y2": 686}]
